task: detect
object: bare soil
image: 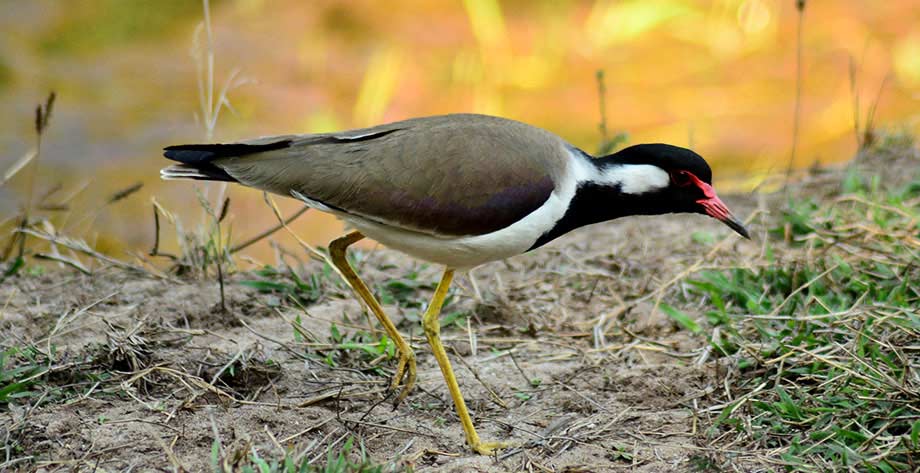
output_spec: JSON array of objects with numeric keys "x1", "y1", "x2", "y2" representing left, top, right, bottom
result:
[{"x1": 2, "y1": 195, "x2": 779, "y2": 473}]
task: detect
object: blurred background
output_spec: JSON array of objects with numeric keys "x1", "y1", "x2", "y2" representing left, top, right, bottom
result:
[{"x1": 1, "y1": 0, "x2": 919, "y2": 264}]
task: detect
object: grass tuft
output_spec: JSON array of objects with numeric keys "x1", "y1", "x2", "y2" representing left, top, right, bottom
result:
[
  {"x1": 212, "y1": 435, "x2": 400, "y2": 473},
  {"x1": 679, "y1": 161, "x2": 920, "y2": 471}
]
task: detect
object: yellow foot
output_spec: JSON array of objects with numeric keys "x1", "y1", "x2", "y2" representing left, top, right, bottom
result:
[
  {"x1": 389, "y1": 347, "x2": 417, "y2": 404},
  {"x1": 471, "y1": 440, "x2": 510, "y2": 456}
]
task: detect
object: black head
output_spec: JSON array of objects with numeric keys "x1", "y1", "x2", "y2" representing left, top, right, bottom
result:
[
  {"x1": 599, "y1": 144, "x2": 750, "y2": 239},
  {"x1": 609, "y1": 143, "x2": 713, "y2": 182}
]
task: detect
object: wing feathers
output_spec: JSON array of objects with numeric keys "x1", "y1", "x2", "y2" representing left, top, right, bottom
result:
[
  {"x1": 163, "y1": 140, "x2": 293, "y2": 164},
  {"x1": 160, "y1": 164, "x2": 236, "y2": 182},
  {"x1": 162, "y1": 114, "x2": 568, "y2": 237}
]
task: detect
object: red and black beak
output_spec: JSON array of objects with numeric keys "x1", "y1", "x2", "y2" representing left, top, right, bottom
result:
[
  {"x1": 697, "y1": 192, "x2": 750, "y2": 239},
  {"x1": 685, "y1": 174, "x2": 750, "y2": 239}
]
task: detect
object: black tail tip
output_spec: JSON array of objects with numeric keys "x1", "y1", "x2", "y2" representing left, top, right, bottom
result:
[
  {"x1": 163, "y1": 145, "x2": 220, "y2": 164},
  {"x1": 163, "y1": 140, "x2": 293, "y2": 164}
]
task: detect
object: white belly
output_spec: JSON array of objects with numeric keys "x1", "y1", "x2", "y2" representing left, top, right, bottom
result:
[
  {"x1": 292, "y1": 147, "x2": 593, "y2": 270},
  {"x1": 343, "y1": 190, "x2": 571, "y2": 270}
]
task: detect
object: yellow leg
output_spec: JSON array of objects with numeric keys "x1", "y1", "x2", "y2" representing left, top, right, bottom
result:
[
  {"x1": 329, "y1": 231, "x2": 416, "y2": 403},
  {"x1": 423, "y1": 268, "x2": 508, "y2": 455}
]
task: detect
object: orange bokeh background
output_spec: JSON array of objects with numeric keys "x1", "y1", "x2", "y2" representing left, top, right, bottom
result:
[{"x1": 2, "y1": 0, "x2": 919, "y2": 263}]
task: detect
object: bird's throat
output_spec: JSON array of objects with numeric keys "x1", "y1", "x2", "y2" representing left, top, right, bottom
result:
[{"x1": 528, "y1": 180, "x2": 654, "y2": 250}]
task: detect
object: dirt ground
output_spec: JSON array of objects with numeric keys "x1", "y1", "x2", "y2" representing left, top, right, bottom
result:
[{"x1": 2, "y1": 192, "x2": 782, "y2": 473}]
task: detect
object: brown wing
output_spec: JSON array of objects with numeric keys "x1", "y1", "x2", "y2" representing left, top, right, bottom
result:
[{"x1": 214, "y1": 114, "x2": 570, "y2": 236}]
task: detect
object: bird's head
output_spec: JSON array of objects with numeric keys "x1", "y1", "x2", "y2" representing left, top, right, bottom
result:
[{"x1": 601, "y1": 144, "x2": 750, "y2": 239}]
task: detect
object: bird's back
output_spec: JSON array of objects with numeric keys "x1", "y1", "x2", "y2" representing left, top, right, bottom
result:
[{"x1": 169, "y1": 114, "x2": 572, "y2": 236}]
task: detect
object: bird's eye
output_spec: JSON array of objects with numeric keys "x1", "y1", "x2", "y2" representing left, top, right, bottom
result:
[{"x1": 671, "y1": 170, "x2": 694, "y2": 187}]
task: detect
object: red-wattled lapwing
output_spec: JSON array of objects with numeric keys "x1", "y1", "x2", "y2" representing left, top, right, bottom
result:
[{"x1": 161, "y1": 113, "x2": 749, "y2": 455}]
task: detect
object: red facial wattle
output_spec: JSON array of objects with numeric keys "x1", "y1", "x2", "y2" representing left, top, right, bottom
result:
[{"x1": 679, "y1": 171, "x2": 750, "y2": 239}]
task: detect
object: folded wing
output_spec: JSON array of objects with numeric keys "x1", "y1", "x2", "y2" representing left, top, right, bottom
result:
[{"x1": 163, "y1": 114, "x2": 569, "y2": 237}]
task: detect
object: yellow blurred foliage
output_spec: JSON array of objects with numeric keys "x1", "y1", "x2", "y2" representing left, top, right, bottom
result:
[
  {"x1": 894, "y1": 32, "x2": 920, "y2": 87},
  {"x1": 2, "y1": 0, "x2": 919, "y2": 258},
  {"x1": 354, "y1": 48, "x2": 404, "y2": 127}
]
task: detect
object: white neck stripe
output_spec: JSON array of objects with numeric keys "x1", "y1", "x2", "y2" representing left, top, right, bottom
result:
[
  {"x1": 570, "y1": 153, "x2": 669, "y2": 195},
  {"x1": 599, "y1": 164, "x2": 670, "y2": 194}
]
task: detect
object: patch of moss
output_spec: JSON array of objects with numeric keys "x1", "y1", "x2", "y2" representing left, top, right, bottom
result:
[
  {"x1": 0, "y1": 57, "x2": 12, "y2": 90},
  {"x1": 40, "y1": 0, "x2": 225, "y2": 54}
]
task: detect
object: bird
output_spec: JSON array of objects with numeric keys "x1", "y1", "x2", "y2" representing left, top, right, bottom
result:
[{"x1": 161, "y1": 113, "x2": 749, "y2": 455}]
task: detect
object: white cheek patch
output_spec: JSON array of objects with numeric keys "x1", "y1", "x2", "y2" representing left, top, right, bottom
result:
[{"x1": 601, "y1": 165, "x2": 670, "y2": 194}]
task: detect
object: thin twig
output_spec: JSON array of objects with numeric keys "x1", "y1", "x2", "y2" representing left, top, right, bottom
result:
[
  {"x1": 785, "y1": 0, "x2": 806, "y2": 185},
  {"x1": 16, "y1": 228, "x2": 157, "y2": 276},
  {"x1": 230, "y1": 205, "x2": 310, "y2": 253}
]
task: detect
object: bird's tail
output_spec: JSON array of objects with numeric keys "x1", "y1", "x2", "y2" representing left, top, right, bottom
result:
[
  {"x1": 159, "y1": 163, "x2": 237, "y2": 182},
  {"x1": 160, "y1": 140, "x2": 292, "y2": 182}
]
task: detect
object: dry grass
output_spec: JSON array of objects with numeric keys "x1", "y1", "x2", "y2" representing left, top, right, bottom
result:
[
  {"x1": 672, "y1": 137, "x2": 919, "y2": 472},
  {"x1": 1, "y1": 5, "x2": 918, "y2": 468},
  {"x1": 2, "y1": 136, "x2": 917, "y2": 471}
]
